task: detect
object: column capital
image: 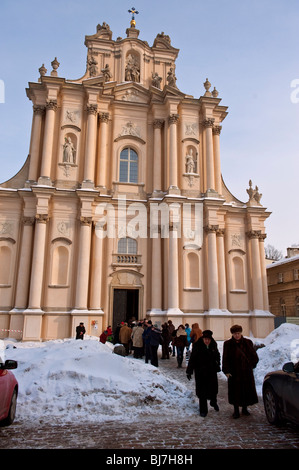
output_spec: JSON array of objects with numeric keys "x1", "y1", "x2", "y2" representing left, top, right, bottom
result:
[
  {"x1": 212, "y1": 125, "x2": 222, "y2": 135},
  {"x1": 22, "y1": 216, "x2": 36, "y2": 226},
  {"x1": 80, "y1": 216, "x2": 93, "y2": 226},
  {"x1": 86, "y1": 104, "x2": 98, "y2": 115},
  {"x1": 46, "y1": 100, "x2": 58, "y2": 112},
  {"x1": 99, "y1": 112, "x2": 109, "y2": 123},
  {"x1": 35, "y1": 214, "x2": 49, "y2": 224},
  {"x1": 153, "y1": 119, "x2": 164, "y2": 129},
  {"x1": 33, "y1": 105, "x2": 46, "y2": 116},
  {"x1": 216, "y1": 228, "x2": 225, "y2": 237},
  {"x1": 202, "y1": 118, "x2": 215, "y2": 128},
  {"x1": 258, "y1": 233, "x2": 267, "y2": 242},
  {"x1": 168, "y1": 114, "x2": 179, "y2": 125},
  {"x1": 204, "y1": 224, "x2": 219, "y2": 233},
  {"x1": 246, "y1": 230, "x2": 261, "y2": 239}
]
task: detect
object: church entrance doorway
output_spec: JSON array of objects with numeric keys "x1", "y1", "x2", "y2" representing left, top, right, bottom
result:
[{"x1": 112, "y1": 288, "x2": 139, "y2": 331}]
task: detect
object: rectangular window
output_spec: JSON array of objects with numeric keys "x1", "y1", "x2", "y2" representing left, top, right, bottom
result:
[
  {"x1": 278, "y1": 273, "x2": 284, "y2": 283},
  {"x1": 294, "y1": 269, "x2": 299, "y2": 281}
]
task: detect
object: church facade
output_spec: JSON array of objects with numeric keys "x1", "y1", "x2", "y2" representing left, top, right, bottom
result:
[{"x1": 0, "y1": 20, "x2": 274, "y2": 341}]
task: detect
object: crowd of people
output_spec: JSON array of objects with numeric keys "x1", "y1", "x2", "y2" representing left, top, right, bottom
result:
[{"x1": 78, "y1": 319, "x2": 259, "y2": 419}]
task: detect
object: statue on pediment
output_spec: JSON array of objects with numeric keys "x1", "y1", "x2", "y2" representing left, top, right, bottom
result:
[
  {"x1": 151, "y1": 72, "x2": 162, "y2": 89},
  {"x1": 88, "y1": 55, "x2": 98, "y2": 77},
  {"x1": 167, "y1": 68, "x2": 177, "y2": 88},
  {"x1": 101, "y1": 64, "x2": 112, "y2": 82}
]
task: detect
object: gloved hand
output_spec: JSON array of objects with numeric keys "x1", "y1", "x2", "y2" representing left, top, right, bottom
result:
[{"x1": 186, "y1": 374, "x2": 192, "y2": 381}]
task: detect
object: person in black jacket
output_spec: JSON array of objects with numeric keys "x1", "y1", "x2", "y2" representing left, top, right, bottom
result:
[
  {"x1": 222, "y1": 324, "x2": 259, "y2": 419},
  {"x1": 186, "y1": 330, "x2": 221, "y2": 417},
  {"x1": 76, "y1": 322, "x2": 86, "y2": 340}
]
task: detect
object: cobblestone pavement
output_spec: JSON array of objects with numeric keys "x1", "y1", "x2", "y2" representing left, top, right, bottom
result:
[{"x1": 1, "y1": 353, "x2": 299, "y2": 450}]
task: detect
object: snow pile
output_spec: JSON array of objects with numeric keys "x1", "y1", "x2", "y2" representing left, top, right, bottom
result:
[
  {"x1": 3, "y1": 337, "x2": 195, "y2": 424},
  {"x1": 3, "y1": 323, "x2": 299, "y2": 423},
  {"x1": 254, "y1": 323, "x2": 299, "y2": 395}
]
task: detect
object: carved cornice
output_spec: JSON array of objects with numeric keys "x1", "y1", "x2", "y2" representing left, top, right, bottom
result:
[
  {"x1": 212, "y1": 125, "x2": 222, "y2": 135},
  {"x1": 202, "y1": 118, "x2": 215, "y2": 128},
  {"x1": 168, "y1": 114, "x2": 179, "y2": 125},
  {"x1": 46, "y1": 100, "x2": 58, "y2": 112}
]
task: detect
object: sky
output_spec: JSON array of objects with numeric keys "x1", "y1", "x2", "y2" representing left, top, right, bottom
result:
[{"x1": 0, "y1": 0, "x2": 298, "y2": 255}]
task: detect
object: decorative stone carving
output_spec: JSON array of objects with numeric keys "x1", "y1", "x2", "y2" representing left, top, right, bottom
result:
[
  {"x1": 63, "y1": 137, "x2": 76, "y2": 164},
  {"x1": 33, "y1": 105, "x2": 46, "y2": 116},
  {"x1": 151, "y1": 72, "x2": 162, "y2": 89},
  {"x1": 121, "y1": 90, "x2": 139, "y2": 102},
  {"x1": 88, "y1": 55, "x2": 98, "y2": 77},
  {"x1": 101, "y1": 63, "x2": 112, "y2": 82},
  {"x1": 203, "y1": 78, "x2": 212, "y2": 96},
  {"x1": 35, "y1": 214, "x2": 49, "y2": 224},
  {"x1": 99, "y1": 112, "x2": 109, "y2": 123},
  {"x1": 65, "y1": 110, "x2": 79, "y2": 124},
  {"x1": 212, "y1": 125, "x2": 222, "y2": 135},
  {"x1": 0, "y1": 222, "x2": 13, "y2": 235},
  {"x1": 204, "y1": 224, "x2": 219, "y2": 233},
  {"x1": 39, "y1": 64, "x2": 47, "y2": 78},
  {"x1": 22, "y1": 217, "x2": 35, "y2": 226},
  {"x1": 168, "y1": 114, "x2": 179, "y2": 125},
  {"x1": 167, "y1": 68, "x2": 177, "y2": 88},
  {"x1": 185, "y1": 149, "x2": 196, "y2": 174},
  {"x1": 51, "y1": 57, "x2": 60, "y2": 77},
  {"x1": 57, "y1": 221, "x2": 70, "y2": 236},
  {"x1": 119, "y1": 121, "x2": 141, "y2": 138},
  {"x1": 246, "y1": 180, "x2": 262, "y2": 205},
  {"x1": 153, "y1": 119, "x2": 164, "y2": 129},
  {"x1": 80, "y1": 217, "x2": 92, "y2": 226},
  {"x1": 125, "y1": 54, "x2": 140, "y2": 82},
  {"x1": 185, "y1": 123, "x2": 198, "y2": 136},
  {"x1": 86, "y1": 104, "x2": 98, "y2": 115},
  {"x1": 246, "y1": 230, "x2": 261, "y2": 240},
  {"x1": 46, "y1": 100, "x2": 58, "y2": 112},
  {"x1": 202, "y1": 118, "x2": 215, "y2": 128}
]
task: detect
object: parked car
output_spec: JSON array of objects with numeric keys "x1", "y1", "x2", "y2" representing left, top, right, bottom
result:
[
  {"x1": 263, "y1": 361, "x2": 299, "y2": 426},
  {"x1": 0, "y1": 359, "x2": 18, "y2": 426}
]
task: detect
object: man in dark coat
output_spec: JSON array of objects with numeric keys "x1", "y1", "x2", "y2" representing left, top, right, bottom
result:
[
  {"x1": 222, "y1": 324, "x2": 259, "y2": 418},
  {"x1": 186, "y1": 330, "x2": 221, "y2": 417},
  {"x1": 76, "y1": 322, "x2": 86, "y2": 340}
]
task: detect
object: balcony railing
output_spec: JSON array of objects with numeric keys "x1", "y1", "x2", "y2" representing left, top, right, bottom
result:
[{"x1": 112, "y1": 253, "x2": 142, "y2": 270}]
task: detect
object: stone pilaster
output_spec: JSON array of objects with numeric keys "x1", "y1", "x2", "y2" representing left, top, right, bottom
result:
[
  {"x1": 28, "y1": 214, "x2": 49, "y2": 310},
  {"x1": 213, "y1": 125, "x2": 222, "y2": 195},
  {"x1": 28, "y1": 106, "x2": 45, "y2": 183},
  {"x1": 38, "y1": 100, "x2": 57, "y2": 185},
  {"x1": 168, "y1": 114, "x2": 180, "y2": 194},
  {"x1": 96, "y1": 112, "x2": 109, "y2": 191},
  {"x1": 75, "y1": 217, "x2": 93, "y2": 309},
  {"x1": 152, "y1": 119, "x2": 164, "y2": 195},
  {"x1": 204, "y1": 224, "x2": 219, "y2": 310},
  {"x1": 202, "y1": 118, "x2": 215, "y2": 192},
  {"x1": 246, "y1": 230, "x2": 264, "y2": 311},
  {"x1": 82, "y1": 104, "x2": 98, "y2": 188},
  {"x1": 14, "y1": 217, "x2": 35, "y2": 309},
  {"x1": 216, "y1": 228, "x2": 227, "y2": 310}
]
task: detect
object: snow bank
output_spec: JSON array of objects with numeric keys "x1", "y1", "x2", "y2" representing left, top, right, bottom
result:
[
  {"x1": 3, "y1": 337, "x2": 195, "y2": 424},
  {"x1": 254, "y1": 323, "x2": 299, "y2": 395},
  {"x1": 3, "y1": 323, "x2": 299, "y2": 423}
]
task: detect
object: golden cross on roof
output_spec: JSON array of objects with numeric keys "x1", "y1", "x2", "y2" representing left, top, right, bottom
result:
[{"x1": 128, "y1": 7, "x2": 139, "y2": 27}]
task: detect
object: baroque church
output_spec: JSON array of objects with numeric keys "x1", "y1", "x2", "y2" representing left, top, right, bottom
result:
[{"x1": 0, "y1": 16, "x2": 274, "y2": 341}]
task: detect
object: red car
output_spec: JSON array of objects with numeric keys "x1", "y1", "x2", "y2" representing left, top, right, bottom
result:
[{"x1": 0, "y1": 359, "x2": 18, "y2": 426}]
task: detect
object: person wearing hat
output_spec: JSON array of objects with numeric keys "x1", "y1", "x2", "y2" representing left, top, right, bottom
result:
[
  {"x1": 186, "y1": 329, "x2": 221, "y2": 417},
  {"x1": 222, "y1": 325, "x2": 259, "y2": 418},
  {"x1": 75, "y1": 322, "x2": 86, "y2": 340}
]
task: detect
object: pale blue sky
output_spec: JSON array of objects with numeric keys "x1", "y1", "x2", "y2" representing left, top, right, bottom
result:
[{"x1": 0, "y1": 0, "x2": 298, "y2": 254}]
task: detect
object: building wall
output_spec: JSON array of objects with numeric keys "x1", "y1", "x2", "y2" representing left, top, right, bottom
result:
[
  {"x1": 0, "y1": 23, "x2": 274, "y2": 341},
  {"x1": 267, "y1": 256, "x2": 299, "y2": 319}
]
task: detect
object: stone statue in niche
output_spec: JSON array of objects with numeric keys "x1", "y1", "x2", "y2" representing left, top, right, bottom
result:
[
  {"x1": 167, "y1": 67, "x2": 177, "y2": 88},
  {"x1": 125, "y1": 54, "x2": 140, "y2": 82},
  {"x1": 101, "y1": 64, "x2": 112, "y2": 82},
  {"x1": 151, "y1": 72, "x2": 162, "y2": 89},
  {"x1": 186, "y1": 149, "x2": 196, "y2": 174},
  {"x1": 88, "y1": 55, "x2": 98, "y2": 77},
  {"x1": 63, "y1": 137, "x2": 76, "y2": 164}
]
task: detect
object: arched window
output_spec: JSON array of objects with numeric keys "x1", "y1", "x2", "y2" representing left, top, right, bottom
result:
[
  {"x1": 119, "y1": 147, "x2": 138, "y2": 183},
  {"x1": 50, "y1": 244, "x2": 70, "y2": 286},
  {"x1": 118, "y1": 237, "x2": 137, "y2": 254}
]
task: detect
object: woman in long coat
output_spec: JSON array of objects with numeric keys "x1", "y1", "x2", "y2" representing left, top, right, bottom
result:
[
  {"x1": 186, "y1": 330, "x2": 221, "y2": 417},
  {"x1": 222, "y1": 324, "x2": 259, "y2": 418}
]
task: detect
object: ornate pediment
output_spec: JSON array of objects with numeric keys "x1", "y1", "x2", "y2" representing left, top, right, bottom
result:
[{"x1": 114, "y1": 83, "x2": 150, "y2": 104}]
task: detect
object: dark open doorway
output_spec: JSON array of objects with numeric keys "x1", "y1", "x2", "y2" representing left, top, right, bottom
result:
[{"x1": 112, "y1": 289, "x2": 139, "y2": 331}]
